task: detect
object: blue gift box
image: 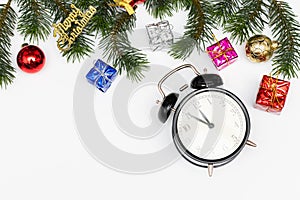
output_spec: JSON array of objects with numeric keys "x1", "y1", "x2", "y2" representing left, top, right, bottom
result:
[{"x1": 86, "y1": 59, "x2": 117, "y2": 93}]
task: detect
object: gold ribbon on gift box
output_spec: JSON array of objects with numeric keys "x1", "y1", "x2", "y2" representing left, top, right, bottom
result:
[
  {"x1": 261, "y1": 74, "x2": 282, "y2": 111},
  {"x1": 207, "y1": 35, "x2": 233, "y2": 64},
  {"x1": 111, "y1": 0, "x2": 135, "y2": 15}
]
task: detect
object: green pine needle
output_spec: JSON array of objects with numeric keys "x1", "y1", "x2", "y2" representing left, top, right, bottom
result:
[
  {"x1": 62, "y1": 31, "x2": 95, "y2": 63},
  {"x1": 86, "y1": 1, "x2": 116, "y2": 35},
  {"x1": 169, "y1": 0, "x2": 215, "y2": 60},
  {"x1": 145, "y1": 0, "x2": 174, "y2": 19},
  {"x1": 211, "y1": 0, "x2": 240, "y2": 27},
  {"x1": 0, "y1": 1, "x2": 17, "y2": 88},
  {"x1": 0, "y1": 0, "x2": 300, "y2": 87},
  {"x1": 99, "y1": 11, "x2": 149, "y2": 82},
  {"x1": 269, "y1": 0, "x2": 300, "y2": 79},
  {"x1": 17, "y1": 0, "x2": 52, "y2": 43},
  {"x1": 224, "y1": 0, "x2": 268, "y2": 45},
  {"x1": 44, "y1": 0, "x2": 71, "y2": 21}
]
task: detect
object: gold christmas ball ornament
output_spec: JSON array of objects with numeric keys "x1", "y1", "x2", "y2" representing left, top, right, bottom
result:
[{"x1": 245, "y1": 35, "x2": 279, "y2": 63}]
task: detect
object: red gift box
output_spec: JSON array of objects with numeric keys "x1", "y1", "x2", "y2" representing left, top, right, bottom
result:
[
  {"x1": 130, "y1": 0, "x2": 146, "y2": 6},
  {"x1": 255, "y1": 75, "x2": 290, "y2": 114}
]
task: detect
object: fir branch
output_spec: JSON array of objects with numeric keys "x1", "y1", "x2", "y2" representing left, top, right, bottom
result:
[
  {"x1": 211, "y1": 0, "x2": 241, "y2": 27},
  {"x1": 17, "y1": 0, "x2": 52, "y2": 43},
  {"x1": 0, "y1": 1, "x2": 17, "y2": 88},
  {"x1": 145, "y1": 0, "x2": 174, "y2": 19},
  {"x1": 269, "y1": 0, "x2": 300, "y2": 79},
  {"x1": 53, "y1": 0, "x2": 69, "y2": 16},
  {"x1": 145, "y1": 0, "x2": 191, "y2": 18},
  {"x1": 99, "y1": 11, "x2": 148, "y2": 81},
  {"x1": 169, "y1": 0, "x2": 215, "y2": 60},
  {"x1": 44, "y1": 0, "x2": 70, "y2": 22},
  {"x1": 224, "y1": 0, "x2": 268, "y2": 45},
  {"x1": 44, "y1": 0, "x2": 71, "y2": 21},
  {"x1": 73, "y1": 0, "x2": 95, "y2": 10},
  {"x1": 82, "y1": 0, "x2": 116, "y2": 35},
  {"x1": 62, "y1": 30, "x2": 94, "y2": 63}
]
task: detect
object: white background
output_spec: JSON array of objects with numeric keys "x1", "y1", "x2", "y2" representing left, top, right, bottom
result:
[{"x1": 1, "y1": 1, "x2": 300, "y2": 199}]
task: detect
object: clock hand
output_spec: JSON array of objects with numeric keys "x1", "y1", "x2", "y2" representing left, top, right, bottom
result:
[
  {"x1": 188, "y1": 113, "x2": 214, "y2": 129},
  {"x1": 188, "y1": 113, "x2": 208, "y2": 125},
  {"x1": 198, "y1": 109, "x2": 211, "y2": 124}
]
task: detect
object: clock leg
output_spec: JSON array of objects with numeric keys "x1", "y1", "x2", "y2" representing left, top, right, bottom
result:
[
  {"x1": 208, "y1": 164, "x2": 214, "y2": 177},
  {"x1": 246, "y1": 140, "x2": 257, "y2": 147}
]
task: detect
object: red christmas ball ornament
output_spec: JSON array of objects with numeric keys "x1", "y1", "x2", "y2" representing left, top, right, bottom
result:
[
  {"x1": 17, "y1": 44, "x2": 46, "y2": 73},
  {"x1": 130, "y1": 0, "x2": 146, "y2": 7}
]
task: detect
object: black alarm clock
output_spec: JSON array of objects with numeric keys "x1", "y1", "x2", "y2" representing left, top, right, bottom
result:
[{"x1": 157, "y1": 64, "x2": 256, "y2": 176}]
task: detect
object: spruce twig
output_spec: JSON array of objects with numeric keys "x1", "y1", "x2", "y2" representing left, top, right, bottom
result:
[
  {"x1": 0, "y1": 0, "x2": 300, "y2": 87},
  {"x1": 17, "y1": 0, "x2": 52, "y2": 43},
  {"x1": 62, "y1": 31, "x2": 95, "y2": 63},
  {"x1": 211, "y1": 0, "x2": 240, "y2": 27},
  {"x1": 169, "y1": 0, "x2": 215, "y2": 60},
  {"x1": 99, "y1": 11, "x2": 148, "y2": 81},
  {"x1": 224, "y1": 0, "x2": 268, "y2": 44},
  {"x1": 269, "y1": 0, "x2": 300, "y2": 78},
  {"x1": 145, "y1": 0, "x2": 174, "y2": 19},
  {"x1": 53, "y1": 0, "x2": 69, "y2": 16},
  {"x1": 0, "y1": 0, "x2": 17, "y2": 88},
  {"x1": 82, "y1": 0, "x2": 116, "y2": 35},
  {"x1": 44, "y1": 0, "x2": 70, "y2": 21}
]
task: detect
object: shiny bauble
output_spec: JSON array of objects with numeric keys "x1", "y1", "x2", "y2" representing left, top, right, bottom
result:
[
  {"x1": 17, "y1": 44, "x2": 46, "y2": 73},
  {"x1": 245, "y1": 35, "x2": 279, "y2": 63}
]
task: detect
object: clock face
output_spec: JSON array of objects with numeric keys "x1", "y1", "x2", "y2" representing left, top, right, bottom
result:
[{"x1": 174, "y1": 88, "x2": 249, "y2": 162}]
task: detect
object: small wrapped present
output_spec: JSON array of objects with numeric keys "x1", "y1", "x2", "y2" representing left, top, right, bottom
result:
[
  {"x1": 129, "y1": 0, "x2": 146, "y2": 6},
  {"x1": 86, "y1": 59, "x2": 117, "y2": 93},
  {"x1": 255, "y1": 75, "x2": 290, "y2": 114},
  {"x1": 112, "y1": 0, "x2": 135, "y2": 15},
  {"x1": 146, "y1": 20, "x2": 174, "y2": 51},
  {"x1": 206, "y1": 37, "x2": 238, "y2": 71}
]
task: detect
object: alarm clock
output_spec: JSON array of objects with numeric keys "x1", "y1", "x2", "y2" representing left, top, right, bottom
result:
[{"x1": 157, "y1": 64, "x2": 256, "y2": 176}]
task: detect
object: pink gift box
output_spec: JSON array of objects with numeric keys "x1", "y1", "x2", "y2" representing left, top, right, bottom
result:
[{"x1": 206, "y1": 37, "x2": 238, "y2": 71}]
